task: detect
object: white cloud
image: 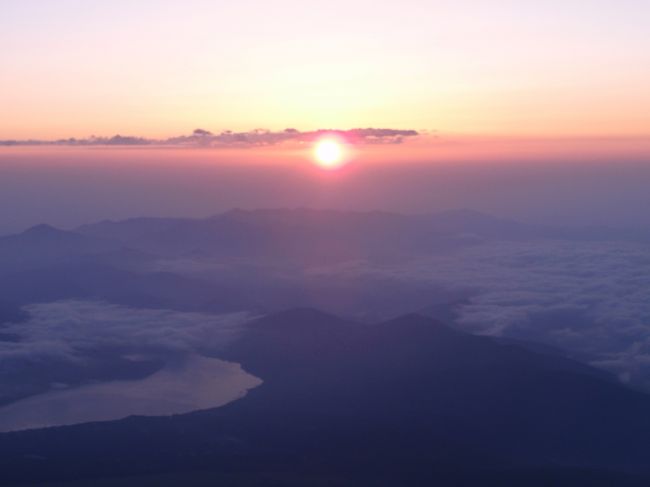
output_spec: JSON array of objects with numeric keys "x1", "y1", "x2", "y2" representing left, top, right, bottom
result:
[
  {"x1": 0, "y1": 300, "x2": 254, "y2": 366},
  {"x1": 319, "y1": 239, "x2": 650, "y2": 387}
]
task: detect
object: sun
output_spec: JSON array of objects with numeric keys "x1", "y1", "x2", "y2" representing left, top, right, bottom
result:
[{"x1": 314, "y1": 138, "x2": 346, "y2": 169}]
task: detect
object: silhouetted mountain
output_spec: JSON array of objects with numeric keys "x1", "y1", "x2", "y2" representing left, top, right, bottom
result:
[
  {"x1": 0, "y1": 215, "x2": 465, "y2": 319},
  {"x1": 76, "y1": 217, "x2": 189, "y2": 246},
  {"x1": 6, "y1": 209, "x2": 650, "y2": 273},
  {"x1": 415, "y1": 208, "x2": 527, "y2": 236},
  {"x1": 2, "y1": 310, "x2": 650, "y2": 486},
  {"x1": 224, "y1": 311, "x2": 650, "y2": 471},
  {"x1": 6, "y1": 224, "x2": 109, "y2": 248},
  {"x1": 0, "y1": 224, "x2": 121, "y2": 273},
  {"x1": 6, "y1": 209, "x2": 647, "y2": 306},
  {"x1": 79, "y1": 209, "x2": 417, "y2": 260},
  {"x1": 0, "y1": 262, "x2": 251, "y2": 313},
  {"x1": 76, "y1": 208, "x2": 650, "y2": 263},
  {"x1": 73, "y1": 208, "x2": 514, "y2": 262}
]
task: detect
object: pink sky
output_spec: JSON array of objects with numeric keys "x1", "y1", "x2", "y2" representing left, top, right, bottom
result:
[{"x1": 2, "y1": 1, "x2": 650, "y2": 141}]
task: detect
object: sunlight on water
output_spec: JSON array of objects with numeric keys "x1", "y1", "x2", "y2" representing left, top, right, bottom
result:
[{"x1": 0, "y1": 355, "x2": 262, "y2": 432}]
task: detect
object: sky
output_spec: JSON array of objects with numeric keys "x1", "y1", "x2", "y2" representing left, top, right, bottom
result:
[
  {"x1": 2, "y1": 0, "x2": 650, "y2": 232},
  {"x1": 2, "y1": 0, "x2": 650, "y2": 139},
  {"x1": 2, "y1": 147, "x2": 650, "y2": 234}
]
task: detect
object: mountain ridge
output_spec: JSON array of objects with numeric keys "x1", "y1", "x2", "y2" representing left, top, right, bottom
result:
[{"x1": 2, "y1": 308, "x2": 650, "y2": 485}]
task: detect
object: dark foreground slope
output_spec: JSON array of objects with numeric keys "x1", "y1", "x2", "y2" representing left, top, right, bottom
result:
[{"x1": 1, "y1": 310, "x2": 650, "y2": 486}]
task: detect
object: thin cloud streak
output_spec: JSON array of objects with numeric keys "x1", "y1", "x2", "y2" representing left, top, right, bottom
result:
[{"x1": 0, "y1": 128, "x2": 419, "y2": 148}]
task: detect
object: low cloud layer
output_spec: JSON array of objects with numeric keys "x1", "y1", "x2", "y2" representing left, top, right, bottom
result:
[
  {"x1": 319, "y1": 239, "x2": 650, "y2": 388},
  {"x1": 0, "y1": 128, "x2": 419, "y2": 148},
  {"x1": 0, "y1": 302, "x2": 259, "y2": 429},
  {"x1": 0, "y1": 301, "x2": 254, "y2": 404},
  {"x1": 4, "y1": 235, "x2": 650, "y2": 391},
  {"x1": 0, "y1": 301, "x2": 252, "y2": 364}
]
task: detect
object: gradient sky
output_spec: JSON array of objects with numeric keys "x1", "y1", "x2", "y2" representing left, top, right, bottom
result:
[{"x1": 2, "y1": 0, "x2": 650, "y2": 139}]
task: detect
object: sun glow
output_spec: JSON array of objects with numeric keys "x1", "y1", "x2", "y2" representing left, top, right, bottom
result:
[{"x1": 314, "y1": 138, "x2": 346, "y2": 169}]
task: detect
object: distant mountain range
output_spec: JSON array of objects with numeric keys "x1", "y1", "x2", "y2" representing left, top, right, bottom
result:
[
  {"x1": 75, "y1": 208, "x2": 650, "y2": 259},
  {"x1": 0, "y1": 206, "x2": 640, "y2": 268},
  {"x1": 1, "y1": 207, "x2": 647, "y2": 321},
  {"x1": 2, "y1": 208, "x2": 648, "y2": 269},
  {"x1": 0, "y1": 208, "x2": 533, "y2": 322},
  {"x1": 1, "y1": 309, "x2": 649, "y2": 486},
  {"x1": 2, "y1": 208, "x2": 650, "y2": 486}
]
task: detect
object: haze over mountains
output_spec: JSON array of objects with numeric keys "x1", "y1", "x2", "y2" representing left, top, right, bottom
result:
[
  {"x1": 4, "y1": 149, "x2": 650, "y2": 236},
  {"x1": 2, "y1": 208, "x2": 650, "y2": 485},
  {"x1": 3, "y1": 208, "x2": 650, "y2": 386}
]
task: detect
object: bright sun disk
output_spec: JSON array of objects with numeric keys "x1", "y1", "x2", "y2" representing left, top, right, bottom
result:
[{"x1": 314, "y1": 139, "x2": 345, "y2": 169}]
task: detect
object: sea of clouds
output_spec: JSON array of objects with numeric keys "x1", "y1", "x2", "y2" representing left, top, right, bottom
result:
[
  {"x1": 0, "y1": 301, "x2": 253, "y2": 365},
  {"x1": 0, "y1": 302, "x2": 259, "y2": 430},
  {"x1": 317, "y1": 239, "x2": 650, "y2": 388}
]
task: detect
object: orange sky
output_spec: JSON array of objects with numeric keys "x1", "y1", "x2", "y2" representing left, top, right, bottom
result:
[{"x1": 2, "y1": 1, "x2": 650, "y2": 140}]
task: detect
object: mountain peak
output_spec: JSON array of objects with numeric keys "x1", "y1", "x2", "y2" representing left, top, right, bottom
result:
[
  {"x1": 431, "y1": 208, "x2": 512, "y2": 224},
  {"x1": 374, "y1": 313, "x2": 460, "y2": 343},
  {"x1": 252, "y1": 308, "x2": 349, "y2": 329},
  {"x1": 19, "y1": 224, "x2": 73, "y2": 239},
  {"x1": 382, "y1": 312, "x2": 449, "y2": 328},
  {"x1": 22, "y1": 223, "x2": 60, "y2": 234}
]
